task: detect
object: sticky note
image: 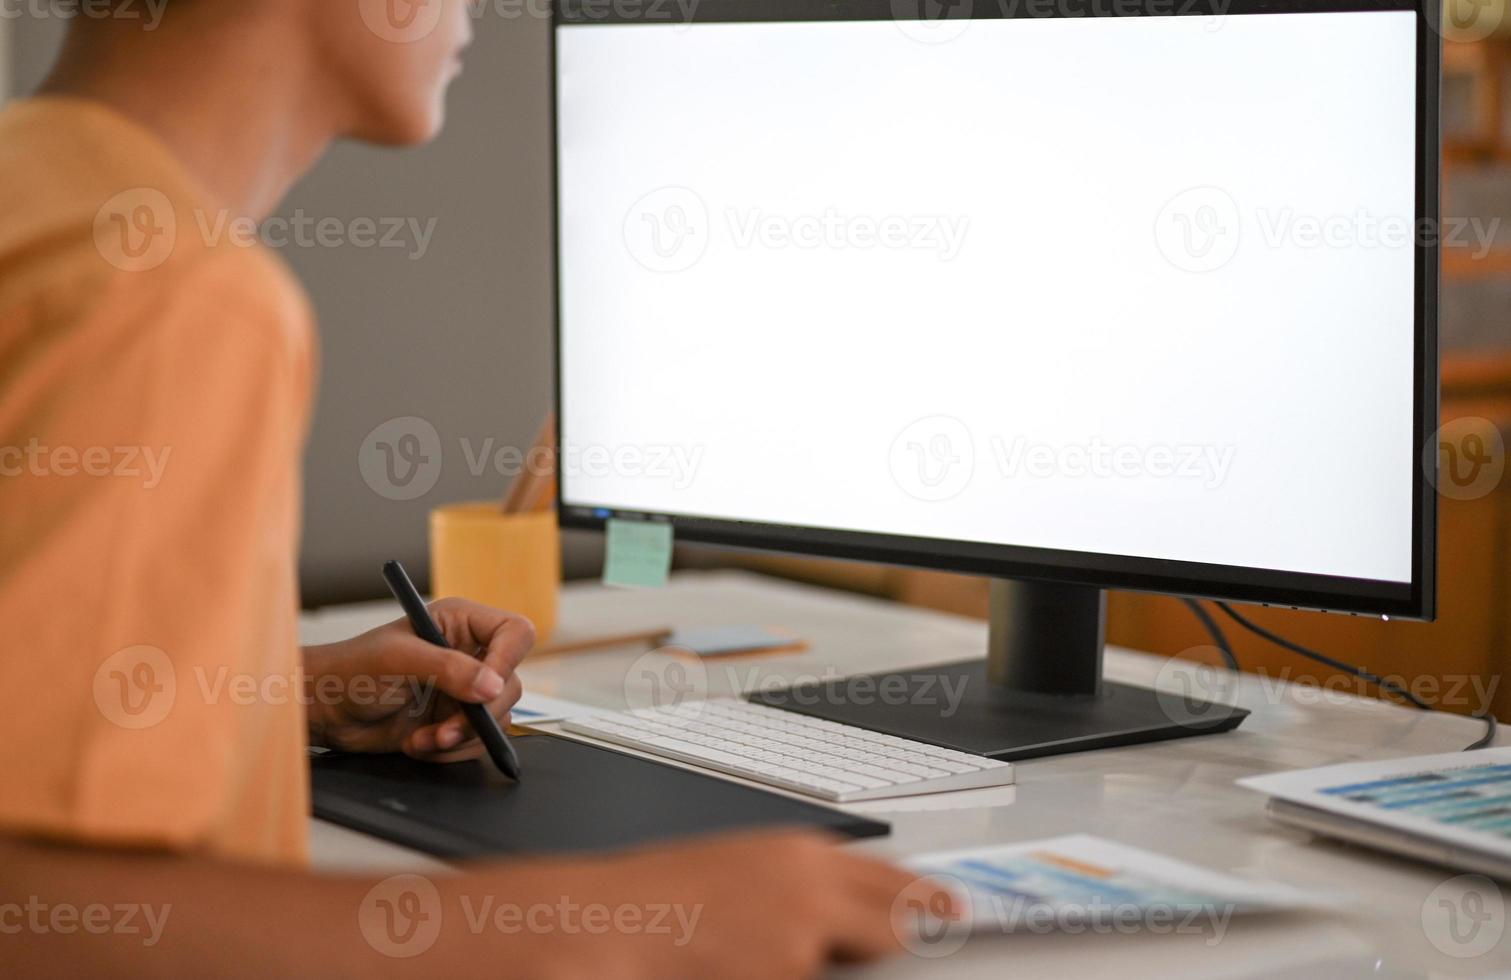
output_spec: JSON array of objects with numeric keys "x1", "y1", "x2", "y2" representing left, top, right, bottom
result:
[{"x1": 602, "y1": 518, "x2": 674, "y2": 588}]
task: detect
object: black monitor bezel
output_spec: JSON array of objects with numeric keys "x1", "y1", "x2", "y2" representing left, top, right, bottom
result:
[{"x1": 549, "y1": 0, "x2": 1440, "y2": 620}]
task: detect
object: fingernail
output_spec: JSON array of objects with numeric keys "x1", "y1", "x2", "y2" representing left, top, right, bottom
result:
[
  {"x1": 438, "y1": 727, "x2": 462, "y2": 749},
  {"x1": 472, "y1": 668, "x2": 505, "y2": 700}
]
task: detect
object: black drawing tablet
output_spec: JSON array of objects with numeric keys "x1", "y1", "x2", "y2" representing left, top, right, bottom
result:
[{"x1": 310, "y1": 732, "x2": 889, "y2": 859}]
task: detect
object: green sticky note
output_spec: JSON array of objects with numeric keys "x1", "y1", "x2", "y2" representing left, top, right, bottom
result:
[{"x1": 602, "y1": 518, "x2": 674, "y2": 588}]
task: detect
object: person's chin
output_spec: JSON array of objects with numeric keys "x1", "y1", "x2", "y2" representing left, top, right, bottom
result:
[{"x1": 368, "y1": 105, "x2": 447, "y2": 148}]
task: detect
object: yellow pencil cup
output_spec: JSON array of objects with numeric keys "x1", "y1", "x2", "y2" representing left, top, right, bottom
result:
[{"x1": 429, "y1": 503, "x2": 560, "y2": 644}]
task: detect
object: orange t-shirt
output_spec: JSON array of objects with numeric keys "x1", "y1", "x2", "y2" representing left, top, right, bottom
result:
[{"x1": 0, "y1": 97, "x2": 314, "y2": 866}]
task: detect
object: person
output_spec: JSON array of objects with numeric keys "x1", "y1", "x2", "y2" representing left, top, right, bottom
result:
[{"x1": 0, "y1": 2, "x2": 947, "y2": 975}]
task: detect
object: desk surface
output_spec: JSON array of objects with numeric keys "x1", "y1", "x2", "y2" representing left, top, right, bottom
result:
[{"x1": 300, "y1": 570, "x2": 1508, "y2": 979}]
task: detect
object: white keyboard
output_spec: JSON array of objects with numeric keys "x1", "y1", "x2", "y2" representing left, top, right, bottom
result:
[{"x1": 561, "y1": 700, "x2": 1014, "y2": 802}]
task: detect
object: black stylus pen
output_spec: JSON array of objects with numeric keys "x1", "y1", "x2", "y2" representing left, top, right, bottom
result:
[{"x1": 382, "y1": 559, "x2": 522, "y2": 781}]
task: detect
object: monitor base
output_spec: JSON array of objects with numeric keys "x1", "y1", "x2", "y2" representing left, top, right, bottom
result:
[{"x1": 749, "y1": 660, "x2": 1248, "y2": 762}]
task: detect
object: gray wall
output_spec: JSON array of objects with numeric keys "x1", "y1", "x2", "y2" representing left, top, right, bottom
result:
[{"x1": 10, "y1": 13, "x2": 604, "y2": 605}]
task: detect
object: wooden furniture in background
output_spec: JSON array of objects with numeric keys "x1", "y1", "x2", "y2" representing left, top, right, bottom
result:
[
  {"x1": 722, "y1": 354, "x2": 1511, "y2": 720},
  {"x1": 1444, "y1": 36, "x2": 1511, "y2": 284}
]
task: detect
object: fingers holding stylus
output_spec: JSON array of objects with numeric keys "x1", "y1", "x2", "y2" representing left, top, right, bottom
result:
[
  {"x1": 412, "y1": 597, "x2": 535, "y2": 756},
  {"x1": 417, "y1": 672, "x2": 523, "y2": 757}
]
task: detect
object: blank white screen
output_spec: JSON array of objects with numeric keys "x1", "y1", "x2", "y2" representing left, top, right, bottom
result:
[{"x1": 557, "y1": 12, "x2": 1418, "y2": 583}]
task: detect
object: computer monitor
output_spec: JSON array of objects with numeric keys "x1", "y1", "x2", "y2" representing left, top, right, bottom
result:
[{"x1": 551, "y1": 0, "x2": 1438, "y2": 759}]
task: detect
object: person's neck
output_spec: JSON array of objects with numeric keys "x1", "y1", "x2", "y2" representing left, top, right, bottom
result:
[{"x1": 37, "y1": 21, "x2": 343, "y2": 221}]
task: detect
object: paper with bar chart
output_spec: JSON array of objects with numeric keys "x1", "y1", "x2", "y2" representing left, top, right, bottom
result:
[{"x1": 1240, "y1": 748, "x2": 1511, "y2": 856}]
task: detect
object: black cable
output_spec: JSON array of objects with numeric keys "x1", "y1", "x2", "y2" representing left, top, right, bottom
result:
[
  {"x1": 1214, "y1": 602, "x2": 1497, "y2": 752},
  {"x1": 1181, "y1": 598, "x2": 1239, "y2": 672}
]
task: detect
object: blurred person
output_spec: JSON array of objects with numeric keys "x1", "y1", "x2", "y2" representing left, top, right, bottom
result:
[{"x1": 0, "y1": 2, "x2": 944, "y2": 975}]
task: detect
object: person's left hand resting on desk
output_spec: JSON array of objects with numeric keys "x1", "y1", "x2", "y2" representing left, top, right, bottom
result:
[{"x1": 302, "y1": 598, "x2": 534, "y2": 762}]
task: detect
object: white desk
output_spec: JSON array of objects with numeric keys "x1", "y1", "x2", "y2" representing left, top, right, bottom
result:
[{"x1": 300, "y1": 570, "x2": 1508, "y2": 978}]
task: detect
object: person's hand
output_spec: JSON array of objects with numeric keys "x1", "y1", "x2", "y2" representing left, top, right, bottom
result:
[
  {"x1": 463, "y1": 829, "x2": 956, "y2": 980},
  {"x1": 302, "y1": 598, "x2": 534, "y2": 761}
]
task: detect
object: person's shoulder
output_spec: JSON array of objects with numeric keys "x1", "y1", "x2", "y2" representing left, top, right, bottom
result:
[{"x1": 0, "y1": 97, "x2": 312, "y2": 358}]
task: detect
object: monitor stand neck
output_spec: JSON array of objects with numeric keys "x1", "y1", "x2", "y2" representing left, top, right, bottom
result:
[{"x1": 987, "y1": 579, "x2": 1105, "y2": 697}]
